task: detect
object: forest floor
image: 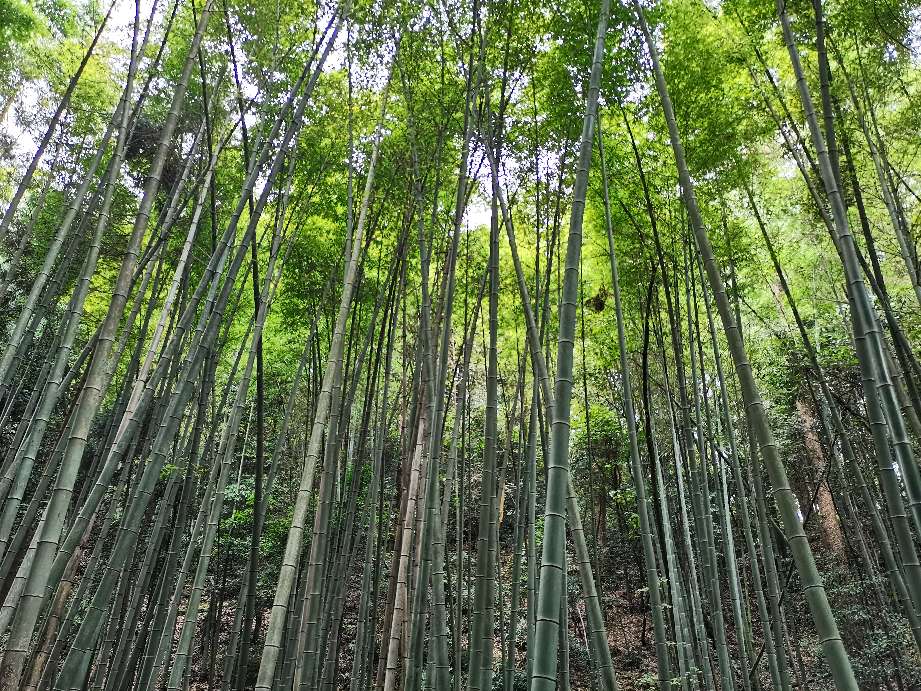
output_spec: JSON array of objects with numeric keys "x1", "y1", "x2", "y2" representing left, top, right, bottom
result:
[{"x1": 185, "y1": 566, "x2": 663, "y2": 690}]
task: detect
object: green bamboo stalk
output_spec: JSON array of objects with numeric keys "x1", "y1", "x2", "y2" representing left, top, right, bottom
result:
[
  {"x1": 598, "y1": 118, "x2": 672, "y2": 690},
  {"x1": 530, "y1": 2, "x2": 610, "y2": 689},
  {"x1": 635, "y1": 3, "x2": 857, "y2": 687}
]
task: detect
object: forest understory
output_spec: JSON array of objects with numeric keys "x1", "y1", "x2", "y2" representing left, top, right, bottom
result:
[{"x1": 2, "y1": 0, "x2": 921, "y2": 689}]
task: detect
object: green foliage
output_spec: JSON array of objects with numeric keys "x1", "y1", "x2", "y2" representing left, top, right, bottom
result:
[
  {"x1": 0, "y1": 0, "x2": 37, "y2": 58},
  {"x1": 8, "y1": 0, "x2": 921, "y2": 687},
  {"x1": 820, "y1": 567, "x2": 921, "y2": 689}
]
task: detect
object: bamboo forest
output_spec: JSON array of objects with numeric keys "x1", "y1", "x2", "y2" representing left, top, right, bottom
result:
[{"x1": 7, "y1": 0, "x2": 921, "y2": 688}]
